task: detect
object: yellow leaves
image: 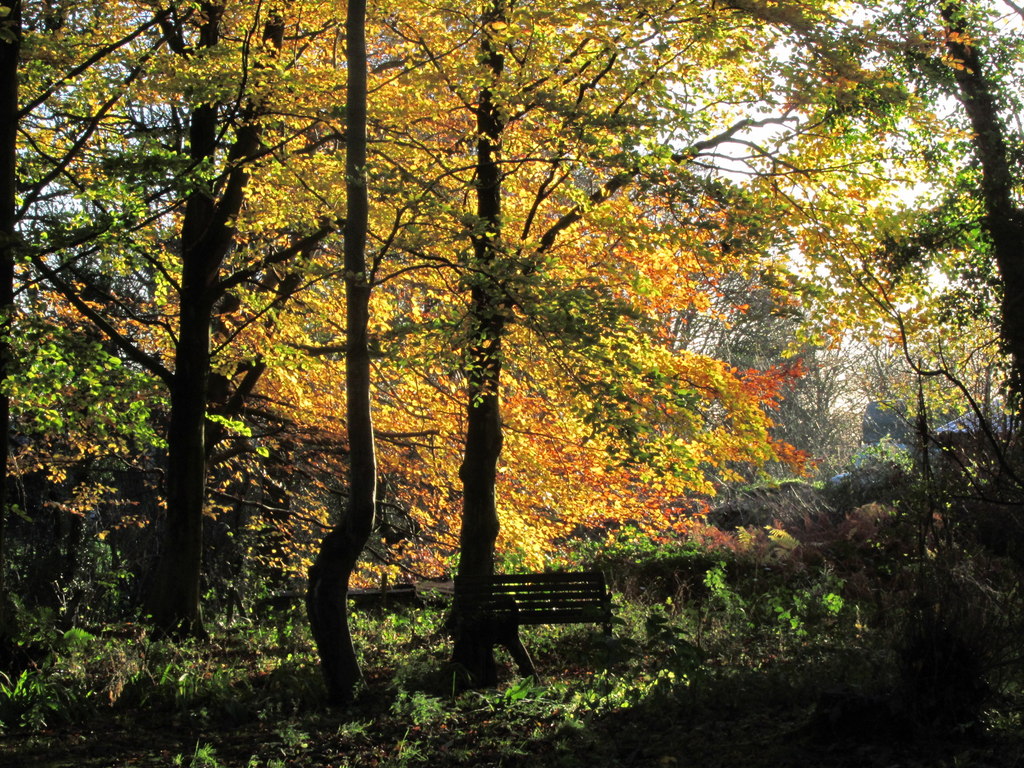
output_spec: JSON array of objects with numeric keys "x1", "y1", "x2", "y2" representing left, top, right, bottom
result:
[
  {"x1": 941, "y1": 55, "x2": 973, "y2": 73},
  {"x1": 13, "y1": 0, "x2": 844, "y2": 586}
]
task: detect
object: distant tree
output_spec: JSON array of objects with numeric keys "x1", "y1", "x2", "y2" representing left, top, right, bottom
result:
[{"x1": 680, "y1": 274, "x2": 863, "y2": 478}]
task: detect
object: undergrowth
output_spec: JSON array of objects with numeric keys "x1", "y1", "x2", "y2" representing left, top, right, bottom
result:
[{"x1": 2, "y1": 503, "x2": 1023, "y2": 767}]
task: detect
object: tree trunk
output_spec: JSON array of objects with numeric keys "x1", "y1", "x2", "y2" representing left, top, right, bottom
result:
[
  {"x1": 450, "y1": 0, "x2": 507, "y2": 687},
  {"x1": 257, "y1": 476, "x2": 293, "y2": 592},
  {"x1": 147, "y1": 3, "x2": 270, "y2": 636},
  {"x1": 941, "y1": 2, "x2": 1024, "y2": 396},
  {"x1": 148, "y1": 271, "x2": 214, "y2": 635},
  {"x1": 306, "y1": 0, "x2": 376, "y2": 706},
  {"x1": 0, "y1": 0, "x2": 20, "y2": 642}
]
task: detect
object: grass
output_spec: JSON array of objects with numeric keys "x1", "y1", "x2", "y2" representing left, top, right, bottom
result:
[
  {"x1": 3, "y1": 606, "x2": 1021, "y2": 767},
  {"x1": 3, "y1": 511, "x2": 1024, "y2": 767}
]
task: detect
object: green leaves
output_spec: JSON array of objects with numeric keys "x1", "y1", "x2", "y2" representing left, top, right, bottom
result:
[
  {"x1": 6, "y1": 319, "x2": 164, "y2": 451},
  {"x1": 205, "y1": 413, "x2": 252, "y2": 437}
]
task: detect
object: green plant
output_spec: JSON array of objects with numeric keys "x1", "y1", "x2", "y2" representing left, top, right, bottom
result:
[
  {"x1": 892, "y1": 556, "x2": 1016, "y2": 733},
  {"x1": 765, "y1": 590, "x2": 810, "y2": 638},
  {"x1": 247, "y1": 758, "x2": 286, "y2": 768},
  {"x1": 337, "y1": 718, "x2": 373, "y2": 740},
  {"x1": 390, "y1": 689, "x2": 448, "y2": 727},
  {"x1": 173, "y1": 742, "x2": 223, "y2": 768},
  {"x1": 574, "y1": 528, "x2": 731, "y2": 604},
  {"x1": 854, "y1": 437, "x2": 914, "y2": 474},
  {"x1": 274, "y1": 723, "x2": 310, "y2": 751},
  {"x1": 702, "y1": 562, "x2": 749, "y2": 627},
  {"x1": 0, "y1": 669, "x2": 64, "y2": 731},
  {"x1": 644, "y1": 602, "x2": 705, "y2": 676},
  {"x1": 384, "y1": 728, "x2": 428, "y2": 767}
]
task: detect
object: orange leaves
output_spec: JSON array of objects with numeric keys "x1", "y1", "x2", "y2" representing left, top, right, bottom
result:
[{"x1": 738, "y1": 359, "x2": 805, "y2": 410}]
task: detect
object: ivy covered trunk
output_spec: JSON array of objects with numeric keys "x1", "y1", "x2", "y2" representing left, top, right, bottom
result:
[
  {"x1": 306, "y1": 0, "x2": 377, "y2": 705},
  {"x1": 941, "y1": 2, "x2": 1024, "y2": 399},
  {"x1": 0, "y1": 0, "x2": 20, "y2": 643},
  {"x1": 450, "y1": 0, "x2": 507, "y2": 687}
]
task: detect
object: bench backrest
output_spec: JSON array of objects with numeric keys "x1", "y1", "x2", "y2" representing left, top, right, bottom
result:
[{"x1": 454, "y1": 571, "x2": 611, "y2": 631}]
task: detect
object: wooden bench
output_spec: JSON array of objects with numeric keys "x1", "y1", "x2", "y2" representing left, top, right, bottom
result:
[{"x1": 452, "y1": 571, "x2": 613, "y2": 677}]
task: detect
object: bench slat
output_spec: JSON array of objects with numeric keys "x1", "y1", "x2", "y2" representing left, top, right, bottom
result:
[
  {"x1": 454, "y1": 570, "x2": 612, "y2": 633},
  {"x1": 467, "y1": 601, "x2": 607, "y2": 613},
  {"x1": 459, "y1": 584, "x2": 603, "y2": 592},
  {"x1": 475, "y1": 572, "x2": 603, "y2": 581},
  {"x1": 458, "y1": 593, "x2": 602, "y2": 606}
]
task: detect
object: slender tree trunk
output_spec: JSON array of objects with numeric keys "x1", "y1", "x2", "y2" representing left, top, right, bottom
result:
[
  {"x1": 306, "y1": 0, "x2": 376, "y2": 706},
  {"x1": 258, "y1": 476, "x2": 293, "y2": 591},
  {"x1": 0, "y1": 0, "x2": 21, "y2": 642},
  {"x1": 941, "y1": 2, "x2": 1024, "y2": 396},
  {"x1": 450, "y1": 0, "x2": 507, "y2": 687}
]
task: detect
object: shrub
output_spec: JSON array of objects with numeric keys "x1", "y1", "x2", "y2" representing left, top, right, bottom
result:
[{"x1": 893, "y1": 553, "x2": 1022, "y2": 733}]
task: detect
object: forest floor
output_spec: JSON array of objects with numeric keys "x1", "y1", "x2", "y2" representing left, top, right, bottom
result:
[
  {"x1": 3, "y1": 637, "x2": 1023, "y2": 768},
  {"x1": 3, "y1": 688, "x2": 1022, "y2": 767},
  {"x1": 5, "y1": 506, "x2": 1024, "y2": 767}
]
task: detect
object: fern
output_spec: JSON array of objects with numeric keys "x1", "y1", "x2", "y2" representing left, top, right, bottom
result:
[{"x1": 765, "y1": 525, "x2": 799, "y2": 551}]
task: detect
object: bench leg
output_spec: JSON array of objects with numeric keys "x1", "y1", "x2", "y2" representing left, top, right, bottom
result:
[{"x1": 501, "y1": 626, "x2": 537, "y2": 679}]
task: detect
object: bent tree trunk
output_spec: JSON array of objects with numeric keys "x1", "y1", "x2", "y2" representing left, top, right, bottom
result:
[
  {"x1": 306, "y1": 0, "x2": 376, "y2": 705},
  {"x1": 450, "y1": 0, "x2": 507, "y2": 687},
  {"x1": 0, "y1": 0, "x2": 21, "y2": 642}
]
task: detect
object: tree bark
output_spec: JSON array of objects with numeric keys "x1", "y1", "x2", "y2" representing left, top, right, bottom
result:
[
  {"x1": 147, "y1": 4, "x2": 274, "y2": 636},
  {"x1": 306, "y1": 0, "x2": 377, "y2": 705},
  {"x1": 0, "y1": 0, "x2": 21, "y2": 642},
  {"x1": 450, "y1": 0, "x2": 507, "y2": 687},
  {"x1": 941, "y1": 2, "x2": 1024, "y2": 396}
]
